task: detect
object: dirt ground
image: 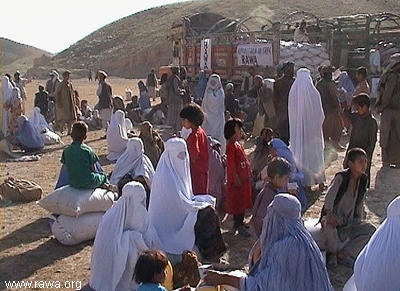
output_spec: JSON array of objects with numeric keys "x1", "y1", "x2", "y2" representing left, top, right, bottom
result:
[{"x1": 1, "y1": 78, "x2": 399, "y2": 290}]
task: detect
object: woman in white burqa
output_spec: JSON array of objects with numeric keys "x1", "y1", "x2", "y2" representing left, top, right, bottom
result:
[
  {"x1": 89, "y1": 181, "x2": 159, "y2": 291},
  {"x1": 202, "y1": 74, "x2": 226, "y2": 154},
  {"x1": 109, "y1": 137, "x2": 155, "y2": 187},
  {"x1": 204, "y1": 194, "x2": 333, "y2": 291},
  {"x1": 2, "y1": 75, "x2": 14, "y2": 136},
  {"x1": 107, "y1": 110, "x2": 130, "y2": 161},
  {"x1": 343, "y1": 196, "x2": 400, "y2": 291},
  {"x1": 288, "y1": 68, "x2": 325, "y2": 187},
  {"x1": 148, "y1": 137, "x2": 225, "y2": 260}
]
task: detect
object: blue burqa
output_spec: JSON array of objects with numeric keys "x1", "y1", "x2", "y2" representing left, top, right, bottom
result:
[
  {"x1": 13, "y1": 116, "x2": 44, "y2": 151},
  {"x1": 194, "y1": 71, "x2": 208, "y2": 101},
  {"x1": 337, "y1": 71, "x2": 355, "y2": 96},
  {"x1": 242, "y1": 194, "x2": 333, "y2": 291},
  {"x1": 270, "y1": 138, "x2": 307, "y2": 212}
]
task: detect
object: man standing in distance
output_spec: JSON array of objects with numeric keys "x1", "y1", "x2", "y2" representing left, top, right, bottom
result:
[
  {"x1": 54, "y1": 70, "x2": 77, "y2": 135},
  {"x1": 96, "y1": 70, "x2": 113, "y2": 138}
]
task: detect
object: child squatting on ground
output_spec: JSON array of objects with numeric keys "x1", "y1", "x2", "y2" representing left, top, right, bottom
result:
[{"x1": 314, "y1": 148, "x2": 375, "y2": 267}]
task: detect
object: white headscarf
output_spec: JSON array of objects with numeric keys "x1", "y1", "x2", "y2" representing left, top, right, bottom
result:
[
  {"x1": 202, "y1": 74, "x2": 226, "y2": 154},
  {"x1": 107, "y1": 110, "x2": 129, "y2": 161},
  {"x1": 2, "y1": 76, "x2": 14, "y2": 135},
  {"x1": 2, "y1": 75, "x2": 13, "y2": 103},
  {"x1": 110, "y1": 138, "x2": 155, "y2": 186},
  {"x1": 90, "y1": 182, "x2": 159, "y2": 291},
  {"x1": 288, "y1": 68, "x2": 325, "y2": 186},
  {"x1": 148, "y1": 137, "x2": 215, "y2": 255},
  {"x1": 242, "y1": 194, "x2": 333, "y2": 291},
  {"x1": 350, "y1": 196, "x2": 400, "y2": 291},
  {"x1": 125, "y1": 118, "x2": 133, "y2": 132},
  {"x1": 28, "y1": 107, "x2": 51, "y2": 133}
]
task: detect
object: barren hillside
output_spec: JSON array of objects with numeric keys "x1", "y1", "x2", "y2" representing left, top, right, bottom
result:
[
  {"x1": 28, "y1": 0, "x2": 400, "y2": 78},
  {"x1": 0, "y1": 38, "x2": 52, "y2": 75}
]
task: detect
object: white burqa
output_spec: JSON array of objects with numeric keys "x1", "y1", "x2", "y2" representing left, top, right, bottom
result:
[
  {"x1": 288, "y1": 68, "x2": 325, "y2": 186},
  {"x1": 344, "y1": 196, "x2": 400, "y2": 291},
  {"x1": 107, "y1": 110, "x2": 129, "y2": 161},
  {"x1": 148, "y1": 137, "x2": 215, "y2": 255},
  {"x1": 109, "y1": 137, "x2": 155, "y2": 186},
  {"x1": 125, "y1": 118, "x2": 133, "y2": 132},
  {"x1": 2, "y1": 76, "x2": 13, "y2": 135},
  {"x1": 89, "y1": 182, "x2": 159, "y2": 291},
  {"x1": 202, "y1": 74, "x2": 226, "y2": 154}
]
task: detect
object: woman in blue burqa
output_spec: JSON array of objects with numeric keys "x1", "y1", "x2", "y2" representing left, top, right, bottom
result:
[
  {"x1": 12, "y1": 115, "x2": 44, "y2": 152},
  {"x1": 270, "y1": 138, "x2": 308, "y2": 212},
  {"x1": 204, "y1": 193, "x2": 333, "y2": 291},
  {"x1": 194, "y1": 70, "x2": 208, "y2": 103}
]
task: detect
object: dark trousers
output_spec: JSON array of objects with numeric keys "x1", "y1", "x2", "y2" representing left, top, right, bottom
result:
[{"x1": 233, "y1": 213, "x2": 245, "y2": 228}]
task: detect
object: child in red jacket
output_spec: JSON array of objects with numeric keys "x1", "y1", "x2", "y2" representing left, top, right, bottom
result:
[
  {"x1": 180, "y1": 104, "x2": 209, "y2": 194},
  {"x1": 224, "y1": 118, "x2": 252, "y2": 237}
]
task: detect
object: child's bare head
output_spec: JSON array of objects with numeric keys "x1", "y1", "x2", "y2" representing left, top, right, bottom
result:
[
  {"x1": 267, "y1": 157, "x2": 291, "y2": 189},
  {"x1": 71, "y1": 121, "x2": 88, "y2": 142},
  {"x1": 134, "y1": 250, "x2": 168, "y2": 285},
  {"x1": 346, "y1": 148, "x2": 368, "y2": 175}
]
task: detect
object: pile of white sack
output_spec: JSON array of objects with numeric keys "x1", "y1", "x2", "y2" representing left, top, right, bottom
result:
[
  {"x1": 377, "y1": 41, "x2": 400, "y2": 69},
  {"x1": 280, "y1": 41, "x2": 331, "y2": 77},
  {"x1": 37, "y1": 186, "x2": 117, "y2": 245}
]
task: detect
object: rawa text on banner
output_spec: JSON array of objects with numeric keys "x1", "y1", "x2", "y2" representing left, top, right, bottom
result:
[{"x1": 237, "y1": 43, "x2": 273, "y2": 67}]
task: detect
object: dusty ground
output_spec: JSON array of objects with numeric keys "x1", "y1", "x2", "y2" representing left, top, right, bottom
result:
[{"x1": 1, "y1": 78, "x2": 399, "y2": 290}]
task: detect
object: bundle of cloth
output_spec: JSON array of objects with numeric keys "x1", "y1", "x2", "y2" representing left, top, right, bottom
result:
[{"x1": 29, "y1": 107, "x2": 62, "y2": 145}]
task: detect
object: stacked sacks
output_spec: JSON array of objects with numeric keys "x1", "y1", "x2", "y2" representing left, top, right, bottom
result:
[
  {"x1": 376, "y1": 41, "x2": 400, "y2": 70},
  {"x1": 37, "y1": 186, "x2": 117, "y2": 245},
  {"x1": 280, "y1": 41, "x2": 330, "y2": 77}
]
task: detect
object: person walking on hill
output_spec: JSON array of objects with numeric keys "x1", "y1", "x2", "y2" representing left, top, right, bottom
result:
[
  {"x1": 54, "y1": 71, "x2": 77, "y2": 135},
  {"x1": 146, "y1": 69, "x2": 158, "y2": 102},
  {"x1": 96, "y1": 70, "x2": 113, "y2": 137}
]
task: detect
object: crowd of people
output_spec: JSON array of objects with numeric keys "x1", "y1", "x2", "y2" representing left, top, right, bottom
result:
[{"x1": 2, "y1": 51, "x2": 400, "y2": 291}]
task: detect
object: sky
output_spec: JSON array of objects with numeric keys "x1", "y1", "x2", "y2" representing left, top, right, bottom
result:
[{"x1": 0, "y1": 0, "x2": 189, "y2": 54}]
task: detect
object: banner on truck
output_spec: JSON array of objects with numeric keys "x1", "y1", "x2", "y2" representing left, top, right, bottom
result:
[
  {"x1": 237, "y1": 43, "x2": 273, "y2": 67},
  {"x1": 200, "y1": 39, "x2": 212, "y2": 70}
]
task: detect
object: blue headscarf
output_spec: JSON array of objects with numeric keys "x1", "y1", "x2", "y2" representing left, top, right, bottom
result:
[
  {"x1": 14, "y1": 116, "x2": 44, "y2": 151},
  {"x1": 194, "y1": 71, "x2": 207, "y2": 101},
  {"x1": 270, "y1": 138, "x2": 307, "y2": 211},
  {"x1": 337, "y1": 71, "x2": 355, "y2": 96},
  {"x1": 242, "y1": 194, "x2": 333, "y2": 291}
]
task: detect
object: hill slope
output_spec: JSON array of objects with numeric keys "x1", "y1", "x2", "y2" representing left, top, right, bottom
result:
[
  {"x1": 29, "y1": 0, "x2": 400, "y2": 78},
  {"x1": 0, "y1": 38, "x2": 52, "y2": 75}
]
